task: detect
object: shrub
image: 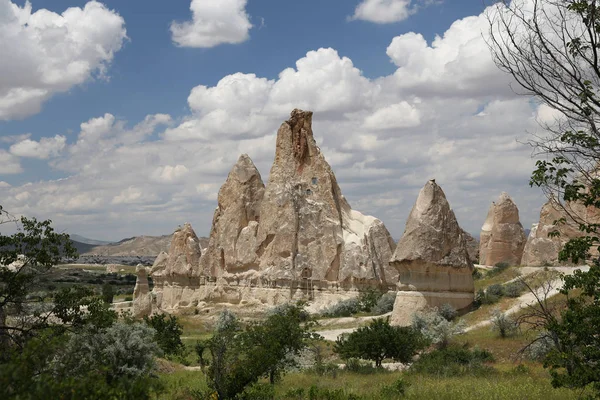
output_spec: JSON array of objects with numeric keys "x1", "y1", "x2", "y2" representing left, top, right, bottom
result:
[
  {"x1": 358, "y1": 288, "x2": 383, "y2": 312},
  {"x1": 504, "y1": 281, "x2": 525, "y2": 298},
  {"x1": 474, "y1": 288, "x2": 500, "y2": 306},
  {"x1": 101, "y1": 283, "x2": 114, "y2": 304},
  {"x1": 322, "y1": 298, "x2": 361, "y2": 317},
  {"x1": 486, "y1": 284, "x2": 504, "y2": 297},
  {"x1": 525, "y1": 332, "x2": 555, "y2": 361},
  {"x1": 239, "y1": 383, "x2": 275, "y2": 400},
  {"x1": 124, "y1": 295, "x2": 133, "y2": 302},
  {"x1": 143, "y1": 314, "x2": 184, "y2": 356},
  {"x1": 472, "y1": 268, "x2": 484, "y2": 280},
  {"x1": 380, "y1": 378, "x2": 409, "y2": 398},
  {"x1": 372, "y1": 292, "x2": 396, "y2": 315},
  {"x1": 410, "y1": 345, "x2": 495, "y2": 377},
  {"x1": 486, "y1": 261, "x2": 510, "y2": 278},
  {"x1": 412, "y1": 309, "x2": 465, "y2": 349},
  {"x1": 344, "y1": 358, "x2": 379, "y2": 374},
  {"x1": 438, "y1": 303, "x2": 457, "y2": 321},
  {"x1": 490, "y1": 308, "x2": 518, "y2": 338}
]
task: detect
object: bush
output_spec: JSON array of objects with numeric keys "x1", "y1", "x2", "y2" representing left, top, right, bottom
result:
[
  {"x1": 124, "y1": 295, "x2": 133, "y2": 301},
  {"x1": 358, "y1": 288, "x2": 383, "y2": 312},
  {"x1": 525, "y1": 332, "x2": 555, "y2": 361},
  {"x1": 486, "y1": 261, "x2": 510, "y2": 278},
  {"x1": 490, "y1": 308, "x2": 518, "y2": 338},
  {"x1": 438, "y1": 303, "x2": 457, "y2": 321},
  {"x1": 372, "y1": 292, "x2": 396, "y2": 315},
  {"x1": 344, "y1": 358, "x2": 379, "y2": 374},
  {"x1": 504, "y1": 281, "x2": 525, "y2": 298},
  {"x1": 143, "y1": 314, "x2": 184, "y2": 356},
  {"x1": 410, "y1": 345, "x2": 495, "y2": 377},
  {"x1": 474, "y1": 288, "x2": 500, "y2": 306},
  {"x1": 486, "y1": 284, "x2": 504, "y2": 297},
  {"x1": 322, "y1": 298, "x2": 361, "y2": 317},
  {"x1": 380, "y1": 378, "x2": 409, "y2": 398},
  {"x1": 101, "y1": 283, "x2": 114, "y2": 304},
  {"x1": 239, "y1": 383, "x2": 275, "y2": 400},
  {"x1": 472, "y1": 268, "x2": 484, "y2": 280},
  {"x1": 412, "y1": 309, "x2": 465, "y2": 349}
]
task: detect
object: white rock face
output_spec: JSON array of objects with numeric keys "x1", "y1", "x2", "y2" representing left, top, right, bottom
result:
[
  {"x1": 390, "y1": 180, "x2": 474, "y2": 326},
  {"x1": 200, "y1": 154, "x2": 265, "y2": 277},
  {"x1": 522, "y1": 200, "x2": 600, "y2": 266},
  {"x1": 479, "y1": 192, "x2": 526, "y2": 266},
  {"x1": 133, "y1": 264, "x2": 152, "y2": 318},
  {"x1": 254, "y1": 109, "x2": 397, "y2": 284}
]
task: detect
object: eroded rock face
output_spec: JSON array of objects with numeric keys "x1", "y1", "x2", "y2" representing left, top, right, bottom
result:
[
  {"x1": 462, "y1": 230, "x2": 480, "y2": 264},
  {"x1": 254, "y1": 109, "x2": 397, "y2": 284},
  {"x1": 133, "y1": 264, "x2": 152, "y2": 318},
  {"x1": 479, "y1": 193, "x2": 526, "y2": 266},
  {"x1": 390, "y1": 180, "x2": 474, "y2": 326},
  {"x1": 166, "y1": 223, "x2": 202, "y2": 277},
  {"x1": 201, "y1": 154, "x2": 265, "y2": 277},
  {"x1": 522, "y1": 200, "x2": 600, "y2": 266}
]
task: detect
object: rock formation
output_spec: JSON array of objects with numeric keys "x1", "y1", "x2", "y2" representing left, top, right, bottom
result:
[
  {"x1": 253, "y1": 109, "x2": 397, "y2": 284},
  {"x1": 390, "y1": 180, "x2": 474, "y2": 326},
  {"x1": 462, "y1": 230, "x2": 480, "y2": 264},
  {"x1": 149, "y1": 109, "x2": 399, "y2": 312},
  {"x1": 151, "y1": 223, "x2": 202, "y2": 310},
  {"x1": 522, "y1": 200, "x2": 600, "y2": 266},
  {"x1": 133, "y1": 264, "x2": 152, "y2": 318},
  {"x1": 479, "y1": 193, "x2": 526, "y2": 266},
  {"x1": 200, "y1": 154, "x2": 265, "y2": 277}
]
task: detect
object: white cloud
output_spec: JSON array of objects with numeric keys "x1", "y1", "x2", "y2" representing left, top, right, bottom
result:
[
  {"x1": 10, "y1": 135, "x2": 66, "y2": 159},
  {"x1": 3, "y1": 2, "x2": 552, "y2": 240},
  {"x1": 171, "y1": 0, "x2": 252, "y2": 48},
  {"x1": 0, "y1": 149, "x2": 22, "y2": 174},
  {"x1": 350, "y1": 0, "x2": 415, "y2": 23},
  {"x1": 0, "y1": 0, "x2": 127, "y2": 120}
]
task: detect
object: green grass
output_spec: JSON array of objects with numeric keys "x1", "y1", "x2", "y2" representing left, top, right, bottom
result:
[
  {"x1": 474, "y1": 266, "x2": 522, "y2": 291},
  {"x1": 155, "y1": 370, "x2": 209, "y2": 399}
]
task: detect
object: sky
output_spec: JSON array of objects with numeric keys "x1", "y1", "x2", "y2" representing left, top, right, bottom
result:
[{"x1": 0, "y1": 0, "x2": 552, "y2": 241}]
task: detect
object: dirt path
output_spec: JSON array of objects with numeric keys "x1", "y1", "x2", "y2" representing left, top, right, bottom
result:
[
  {"x1": 465, "y1": 266, "x2": 589, "y2": 332},
  {"x1": 314, "y1": 266, "x2": 590, "y2": 341}
]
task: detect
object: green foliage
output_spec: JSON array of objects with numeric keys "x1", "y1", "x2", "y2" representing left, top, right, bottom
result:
[
  {"x1": 410, "y1": 345, "x2": 495, "y2": 377},
  {"x1": 438, "y1": 303, "x2": 457, "y2": 321},
  {"x1": 543, "y1": 264, "x2": 600, "y2": 395},
  {"x1": 343, "y1": 358, "x2": 380, "y2": 374},
  {"x1": 101, "y1": 282, "x2": 114, "y2": 304},
  {"x1": 412, "y1": 309, "x2": 466, "y2": 349},
  {"x1": 206, "y1": 303, "x2": 317, "y2": 399},
  {"x1": 504, "y1": 281, "x2": 526, "y2": 298},
  {"x1": 238, "y1": 382, "x2": 275, "y2": 400},
  {"x1": 474, "y1": 288, "x2": 500, "y2": 306},
  {"x1": 144, "y1": 313, "x2": 185, "y2": 356},
  {"x1": 487, "y1": 284, "x2": 504, "y2": 297},
  {"x1": 372, "y1": 292, "x2": 396, "y2": 315},
  {"x1": 486, "y1": 262, "x2": 510, "y2": 278},
  {"x1": 490, "y1": 308, "x2": 518, "y2": 338},
  {"x1": 357, "y1": 288, "x2": 383, "y2": 312},
  {"x1": 322, "y1": 298, "x2": 361, "y2": 317},
  {"x1": 334, "y1": 318, "x2": 426, "y2": 367},
  {"x1": 379, "y1": 377, "x2": 409, "y2": 398}
]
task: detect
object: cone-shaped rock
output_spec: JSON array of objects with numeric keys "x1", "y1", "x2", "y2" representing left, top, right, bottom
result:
[
  {"x1": 201, "y1": 154, "x2": 265, "y2": 276},
  {"x1": 522, "y1": 200, "x2": 600, "y2": 266},
  {"x1": 390, "y1": 180, "x2": 474, "y2": 326},
  {"x1": 133, "y1": 264, "x2": 152, "y2": 318},
  {"x1": 462, "y1": 229, "x2": 480, "y2": 264},
  {"x1": 255, "y1": 109, "x2": 397, "y2": 284},
  {"x1": 166, "y1": 223, "x2": 202, "y2": 277},
  {"x1": 479, "y1": 193, "x2": 526, "y2": 266}
]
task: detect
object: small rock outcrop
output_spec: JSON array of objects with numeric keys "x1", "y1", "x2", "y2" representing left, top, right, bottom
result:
[
  {"x1": 253, "y1": 109, "x2": 397, "y2": 284},
  {"x1": 390, "y1": 180, "x2": 474, "y2": 326},
  {"x1": 522, "y1": 200, "x2": 600, "y2": 266},
  {"x1": 133, "y1": 264, "x2": 152, "y2": 318},
  {"x1": 200, "y1": 154, "x2": 265, "y2": 277},
  {"x1": 151, "y1": 223, "x2": 202, "y2": 310},
  {"x1": 479, "y1": 193, "x2": 526, "y2": 266}
]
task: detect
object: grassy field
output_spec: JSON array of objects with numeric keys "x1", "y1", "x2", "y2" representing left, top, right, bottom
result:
[{"x1": 154, "y1": 363, "x2": 584, "y2": 400}]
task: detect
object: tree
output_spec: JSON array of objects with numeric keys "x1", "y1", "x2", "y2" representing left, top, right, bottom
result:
[
  {"x1": 102, "y1": 282, "x2": 114, "y2": 304},
  {"x1": 144, "y1": 313, "x2": 185, "y2": 356},
  {"x1": 488, "y1": 1, "x2": 600, "y2": 395},
  {"x1": 334, "y1": 317, "x2": 425, "y2": 368},
  {"x1": 205, "y1": 304, "x2": 318, "y2": 399}
]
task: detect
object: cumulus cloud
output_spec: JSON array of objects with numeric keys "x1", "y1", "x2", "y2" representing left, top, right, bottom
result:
[
  {"x1": 350, "y1": 0, "x2": 416, "y2": 23},
  {"x1": 0, "y1": 150, "x2": 22, "y2": 174},
  {"x1": 0, "y1": 0, "x2": 127, "y2": 120},
  {"x1": 171, "y1": 0, "x2": 252, "y2": 48},
  {"x1": 10, "y1": 135, "x2": 66, "y2": 159},
  {"x1": 2, "y1": 2, "x2": 550, "y2": 240}
]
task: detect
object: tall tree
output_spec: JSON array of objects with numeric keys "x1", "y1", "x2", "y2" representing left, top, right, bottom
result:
[{"x1": 488, "y1": 1, "x2": 600, "y2": 395}]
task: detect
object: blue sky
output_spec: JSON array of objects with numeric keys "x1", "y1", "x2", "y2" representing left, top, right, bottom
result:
[{"x1": 0, "y1": 0, "x2": 547, "y2": 240}]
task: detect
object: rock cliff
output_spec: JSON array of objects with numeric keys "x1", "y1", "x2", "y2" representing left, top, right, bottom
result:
[
  {"x1": 479, "y1": 193, "x2": 526, "y2": 266},
  {"x1": 390, "y1": 180, "x2": 474, "y2": 326}
]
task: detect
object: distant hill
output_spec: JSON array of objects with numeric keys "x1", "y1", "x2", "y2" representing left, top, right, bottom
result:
[
  {"x1": 70, "y1": 234, "x2": 113, "y2": 246},
  {"x1": 81, "y1": 234, "x2": 209, "y2": 257}
]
